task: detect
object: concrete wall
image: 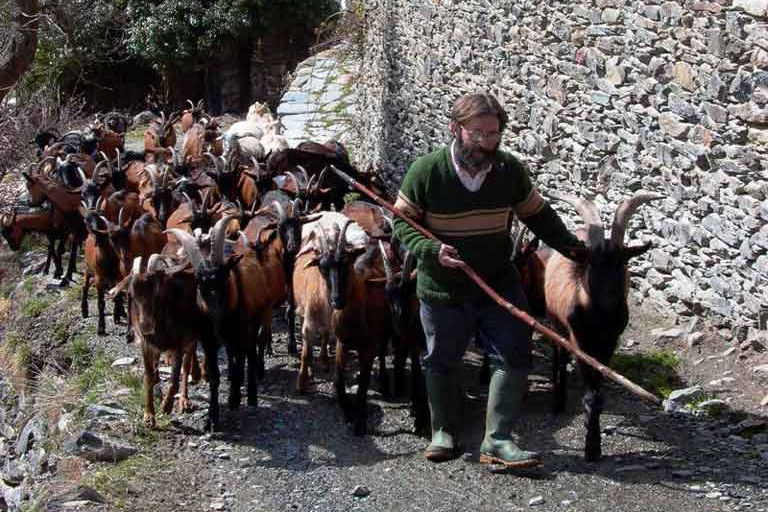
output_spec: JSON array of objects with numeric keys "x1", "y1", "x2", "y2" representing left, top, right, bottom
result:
[{"x1": 356, "y1": 0, "x2": 768, "y2": 333}]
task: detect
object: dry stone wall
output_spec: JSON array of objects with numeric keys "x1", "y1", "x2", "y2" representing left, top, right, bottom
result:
[{"x1": 355, "y1": 0, "x2": 768, "y2": 332}]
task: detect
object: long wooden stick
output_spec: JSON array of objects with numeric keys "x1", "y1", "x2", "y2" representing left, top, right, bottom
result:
[{"x1": 330, "y1": 165, "x2": 660, "y2": 404}]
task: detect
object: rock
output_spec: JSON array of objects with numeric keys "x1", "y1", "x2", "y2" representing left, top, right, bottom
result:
[
  {"x1": 47, "y1": 485, "x2": 106, "y2": 509},
  {"x1": 16, "y1": 415, "x2": 46, "y2": 455},
  {"x1": 673, "y1": 62, "x2": 696, "y2": 91},
  {"x1": 761, "y1": 394, "x2": 768, "y2": 407},
  {"x1": 85, "y1": 404, "x2": 129, "y2": 419},
  {"x1": 732, "y1": 0, "x2": 768, "y2": 16},
  {"x1": 652, "y1": 328, "x2": 685, "y2": 341},
  {"x1": 664, "y1": 386, "x2": 705, "y2": 412},
  {"x1": 529, "y1": 496, "x2": 545, "y2": 506},
  {"x1": 210, "y1": 501, "x2": 226, "y2": 510},
  {"x1": 697, "y1": 399, "x2": 727, "y2": 415},
  {"x1": 615, "y1": 464, "x2": 647, "y2": 472},
  {"x1": 754, "y1": 364, "x2": 768, "y2": 375},
  {"x1": 352, "y1": 485, "x2": 371, "y2": 498},
  {"x1": 111, "y1": 357, "x2": 136, "y2": 367},
  {"x1": 64, "y1": 430, "x2": 138, "y2": 463},
  {"x1": 658, "y1": 113, "x2": 690, "y2": 138}
]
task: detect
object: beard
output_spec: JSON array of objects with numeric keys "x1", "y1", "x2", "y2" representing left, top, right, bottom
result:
[{"x1": 454, "y1": 130, "x2": 499, "y2": 170}]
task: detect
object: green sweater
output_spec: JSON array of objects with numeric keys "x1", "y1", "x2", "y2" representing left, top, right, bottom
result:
[{"x1": 393, "y1": 146, "x2": 583, "y2": 303}]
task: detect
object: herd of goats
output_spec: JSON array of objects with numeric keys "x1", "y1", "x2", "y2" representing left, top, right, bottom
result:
[{"x1": 0, "y1": 99, "x2": 662, "y2": 462}]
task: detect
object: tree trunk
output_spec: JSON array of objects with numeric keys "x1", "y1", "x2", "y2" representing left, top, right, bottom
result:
[{"x1": 0, "y1": 0, "x2": 41, "y2": 104}]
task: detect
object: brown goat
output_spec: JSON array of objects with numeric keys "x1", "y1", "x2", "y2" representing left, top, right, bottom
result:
[
  {"x1": 110, "y1": 255, "x2": 203, "y2": 427},
  {"x1": 544, "y1": 192, "x2": 661, "y2": 462}
]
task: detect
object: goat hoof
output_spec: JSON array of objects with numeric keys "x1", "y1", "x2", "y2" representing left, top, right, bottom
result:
[
  {"x1": 143, "y1": 413, "x2": 156, "y2": 428},
  {"x1": 97, "y1": 327, "x2": 106, "y2": 336},
  {"x1": 58, "y1": 279, "x2": 70, "y2": 288}
]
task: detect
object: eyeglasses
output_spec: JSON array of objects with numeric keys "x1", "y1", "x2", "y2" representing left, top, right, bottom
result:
[{"x1": 460, "y1": 125, "x2": 501, "y2": 143}]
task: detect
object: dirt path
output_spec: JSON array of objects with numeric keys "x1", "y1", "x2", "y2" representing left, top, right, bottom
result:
[{"x1": 22, "y1": 287, "x2": 763, "y2": 512}]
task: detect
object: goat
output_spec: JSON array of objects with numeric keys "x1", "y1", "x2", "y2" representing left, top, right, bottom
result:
[
  {"x1": 544, "y1": 192, "x2": 661, "y2": 462},
  {"x1": 294, "y1": 215, "x2": 391, "y2": 435},
  {"x1": 101, "y1": 111, "x2": 132, "y2": 135},
  {"x1": 168, "y1": 216, "x2": 271, "y2": 429},
  {"x1": 109, "y1": 255, "x2": 205, "y2": 427},
  {"x1": 144, "y1": 111, "x2": 179, "y2": 163},
  {"x1": 0, "y1": 206, "x2": 69, "y2": 278},
  {"x1": 80, "y1": 211, "x2": 124, "y2": 335}
]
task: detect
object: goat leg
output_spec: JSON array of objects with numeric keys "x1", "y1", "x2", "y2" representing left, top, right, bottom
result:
[
  {"x1": 161, "y1": 350, "x2": 182, "y2": 414},
  {"x1": 296, "y1": 325, "x2": 313, "y2": 394},
  {"x1": 409, "y1": 345, "x2": 430, "y2": 437},
  {"x1": 81, "y1": 271, "x2": 91, "y2": 319},
  {"x1": 246, "y1": 343, "x2": 260, "y2": 407},
  {"x1": 125, "y1": 297, "x2": 135, "y2": 344},
  {"x1": 142, "y1": 342, "x2": 157, "y2": 427},
  {"x1": 203, "y1": 336, "x2": 221, "y2": 431},
  {"x1": 43, "y1": 234, "x2": 55, "y2": 275},
  {"x1": 96, "y1": 286, "x2": 106, "y2": 335},
  {"x1": 377, "y1": 341, "x2": 391, "y2": 400},
  {"x1": 334, "y1": 339, "x2": 355, "y2": 424},
  {"x1": 53, "y1": 236, "x2": 66, "y2": 279},
  {"x1": 285, "y1": 293, "x2": 298, "y2": 356},
  {"x1": 113, "y1": 292, "x2": 125, "y2": 325},
  {"x1": 553, "y1": 346, "x2": 568, "y2": 413},
  {"x1": 227, "y1": 347, "x2": 243, "y2": 410},
  {"x1": 583, "y1": 389, "x2": 604, "y2": 462},
  {"x1": 354, "y1": 348, "x2": 374, "y2": 437},
  {"x1": 59, "y1": 235, "x2": 79, "y2": 287}
]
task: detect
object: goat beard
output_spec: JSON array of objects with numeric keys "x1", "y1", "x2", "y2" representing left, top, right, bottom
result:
[{"x1": 453, "y1": 130, "x2": 499, "y2": 171}]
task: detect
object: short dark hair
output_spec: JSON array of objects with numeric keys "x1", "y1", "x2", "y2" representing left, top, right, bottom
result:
[{"x1": 450, "y1": 93, "x2": 508, "y2": 132}]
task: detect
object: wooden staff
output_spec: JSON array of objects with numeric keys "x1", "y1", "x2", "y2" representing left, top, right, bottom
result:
[{"x1": 329, "y1": 165, "x2": 661, "y2": 404}]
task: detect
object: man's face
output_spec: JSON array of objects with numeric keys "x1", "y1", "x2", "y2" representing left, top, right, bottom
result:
[{"x1": 452, "y1": 114, "x2": 501, "y2": 170}]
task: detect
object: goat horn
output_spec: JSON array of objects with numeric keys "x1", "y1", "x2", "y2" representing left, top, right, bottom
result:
[
  {"x1": 204, "y1": 152, "x2": 221, "y2": 176},
  {"x1": 132, "y1": 256, "x2": 142, "y2": 275},
  {"x1": 378, "y1": 240, "x2": 393, "y2": 282},
  {"x1": 160, "y1": 111, "x2": 166, "y2": 125},
  {"x1": 146, "y1": 253, "x2": 166, "y2": 275},
  {"x1": 80, "y1": 200, "x2": 89, "y2": 212},
  {"x1": 211, "y1": 214, "x2": 238, "y2": 266},
  {"x1": 37, "y1": 156, "x2": 57, "y2": 173},
  {"x1": 271, "y1": 200, "x2": 286, "y2": 223},
  {"x1": 117, "y1": 207, "x2": 125, "y2": 227},
  {"x1": 96, "y1": 196, "x2": 105, "y2": 213},
  {"x1": 187, "y1": 99, "x2": 194, "y2": 109},
  {"x1": 144, "y1": 165, "x2": 158, "y2": 188},
  {"x1": 511, "y1": 224, "x2": 527, "y2": 258},
  {"x1": 295, "y1": 165, "x2": 309, "y2": 184},
  {"x1": 400, "y1": 251, "x2": 415, "y2": 286},
  {"x1": 76, "y1": 168, "x2": 88, "y2": 188},
  {"x1": 610, "y1": 192, "x2": 664, "y2": 247},
  {"x1": 182, "y1": 192, "x2": 193, "y2": 204},
  {"x1": 93, "y1": 158, "x2": 110, "y2": 180},
  {"x1": 285, "y1": 171, "x2": 301, "y2": 193},
  {"x1": 336, "y1": 220, "x2": 353, "y2": 259},
  {"x1": 292, "y1": 199, "x2": 303, "y2": 219},
  {"x1": 549, "y1": 193, "x2": 604, "y2": 248},
  {"x1": 201, "y1": 188, "x2": 210, "y2": 215},
  {"x1": 164, "y1": 228, "x2": 205, "y2": 270}
]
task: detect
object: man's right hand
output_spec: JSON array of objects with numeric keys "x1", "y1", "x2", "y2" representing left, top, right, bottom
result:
[{"x1": 438, "y1": 243, "x2": 464, "y2": 268}]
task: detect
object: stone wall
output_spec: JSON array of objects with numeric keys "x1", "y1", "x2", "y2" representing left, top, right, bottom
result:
[{"x1": 356, "y1": 0, "x2": 768, "y2": 331}]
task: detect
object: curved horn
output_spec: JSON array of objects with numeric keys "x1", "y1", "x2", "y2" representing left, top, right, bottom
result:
[
  {"x1": 164, "y1": 228, "x2": 205, "y2": 269},
  {"x1": 76, "y1": 168, "x2": 88, "y2": 187},
  {"x1": 80, "y1": 200, "x2": 89, "y2": 212},
  {"x1": 295, "y1": 165, "x2": 309, "y2": 184},
  {"x1": 182, "y1": 192, "x2": 193, "y2": 204},
  {"x1": 92, "y1": 158, "x2": 110, "y2": 180},
  {"x1": 378, "y1": 240, "x2": 393, "y2": 282},
  {"x1": 146, "y1": 253, "x2": 166, "y2": 274},
  {"x1": 610, "y1": 192, "x2": 664, "y2": 247},
  {"x1": 131, "y1": 256, "x2": 142, "y2": 275},
  {"x1": 160, "y1": 111, "x2": 166, "y2": 126},
  {"x1": 210, "y1": 214, "x2": 238, "y2": 266},
  {"x1": 292, "y1": 199, "x2": 303, "y2": 219},
  {"x1": 96, "y1": 196, "x2": 105, "y2": 213},
  {"x1": 285, "y1": 171, "x2": 301, "y2": 193},
  {"x1": 117, "y1": 207, "x2": 126, "y2": 228},
  {"x1": 37, "y1": 156, "x2": 57, "y2": 173},
  {"x1": 336, "y1": 219, "x2": 353, "y2": 258},
  {"x1": 549, "y1": 193, "x2": 604, "y2": 248},
  {"x1": 187, "y1": 99, "x2": 194, "y2": 110},
  {"x1": 144, "y1": 165, "x2": 159, "y2": 188},
  {"x1": 511, "y1": 224, "x2": 527, "y2": 258},
  {"x1": 204, "y1": 152, "x2": 221, "y2": 176},
  {"x1": 400, "y1": 251, "x2": 415, "y2": 286},
  {"x1": 271, "y1": 200, "x2": 286, "y2": 223}
]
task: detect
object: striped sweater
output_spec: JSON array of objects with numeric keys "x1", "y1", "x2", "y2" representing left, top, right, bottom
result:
[{"x1": 393, "y1": 146, "x2": 583, "y2": 303}]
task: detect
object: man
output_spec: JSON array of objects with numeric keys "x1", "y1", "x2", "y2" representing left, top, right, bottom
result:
[{"x1": 393, "y1": 92, "x2": 586, "y2": 467}]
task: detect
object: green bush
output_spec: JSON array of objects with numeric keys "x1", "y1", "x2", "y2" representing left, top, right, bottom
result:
[{"x1": 22, "y1": 297, "x2": 51, "y2": 317}]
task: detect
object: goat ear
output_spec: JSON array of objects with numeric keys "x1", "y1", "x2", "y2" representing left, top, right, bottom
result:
[{"x1": 622, "y1": 241, "x2": 653, "y2": 261}]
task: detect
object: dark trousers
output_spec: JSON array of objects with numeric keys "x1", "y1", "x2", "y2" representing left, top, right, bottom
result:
[{"x1": 419, "y1": 282, "x2": 533, "y2": 374}]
